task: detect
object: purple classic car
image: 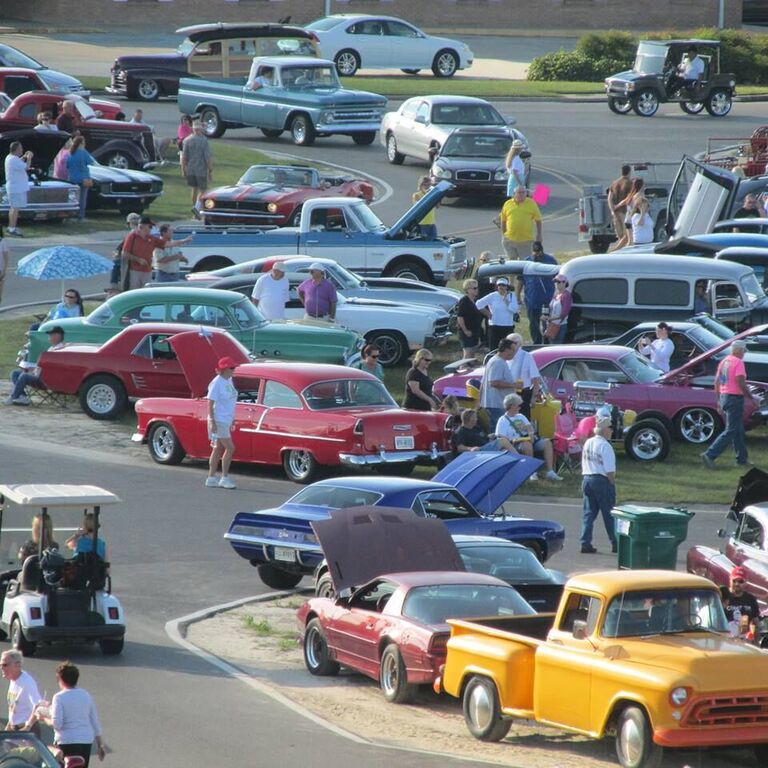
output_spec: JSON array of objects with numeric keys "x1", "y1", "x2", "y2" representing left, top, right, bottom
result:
[{"x1": 434, "y1": 344, "x2": 768, "y2": 445}]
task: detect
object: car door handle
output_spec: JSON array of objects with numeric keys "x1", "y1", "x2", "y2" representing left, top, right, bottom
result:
[{"x1": 305, "y1": 239, "x2": 319, "y2": 244}]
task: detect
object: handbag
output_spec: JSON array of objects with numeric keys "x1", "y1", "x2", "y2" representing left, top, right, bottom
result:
[
  {"x1": 82, "y1": 178, "x2": 94, "y2": 188},
  {"x1": 543, "y1": 321, "x2": 560, "y2": 341}
]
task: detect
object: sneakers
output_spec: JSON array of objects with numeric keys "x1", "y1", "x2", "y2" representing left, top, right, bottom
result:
[
  {"x1": 544, "y1": 470, "x2": 563, "y2": 481},
  {"x1": 581, "y1": 544, "x2": 597, "y2": 554},
  {"x1": 204, "y1": 477, "x2": 219, "y2": 487},
  {"x1": 527, "y1": 473, "x2": 539, "y2": 482},
  {"x1": 218, "y1": 476, "x2": 237, "y2": 489},
  {"x1": 611, "y1": 542, "x2": 618, "y2": 554},
  {"x1": 6, "y1": 228, "x2": 23, "y2": 238},
  {"x1": 701, "y1": 452, "x2": 716, "y2": 469},
  {"x1": 13, "y1": 395, "x2": 31, "y2": 406}
]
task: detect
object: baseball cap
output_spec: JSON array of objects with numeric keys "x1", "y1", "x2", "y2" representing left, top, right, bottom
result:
[
  {"x1": 309, "y1": 262, "x2": 326, "y2": 272},
  {"x1": 595, "y1": 416, "x2": 612, "y2": 428},
  {"x1": 270, "y1": 262, "x2": 286, "y2": 273},
  {"x1": 731, "y1": 566, "x2": 747, "y2": 580},
  {"x1": 46, "y1": 326, "x2": 65, "y2": 336},
  {"x1": 217, "y1": 356, "x2": 239, "y2": 371},
  {"x1": 495, "y1": 277, "x2": 510, "y2": 286},
  {"x1": 126, "y1": 212, "x2": 141, "y2": 224}
]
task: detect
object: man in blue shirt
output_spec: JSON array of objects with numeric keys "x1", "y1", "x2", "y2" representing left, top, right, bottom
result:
[{"x1": 516, "y1": 241, "x2": 557, "y2": 344}]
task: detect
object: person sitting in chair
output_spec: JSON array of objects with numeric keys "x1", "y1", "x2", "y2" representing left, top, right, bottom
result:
[
  {"x1": 667, "y1": 46, "x2": 705, "y2": 95},
  {"x1": 66, "y1": 512, "x2": 107, "y2": 560},
  {"x1": 452, "y1": 408, "x2": 516, "y2": 455},
  {"x1": 5, "y1": 326, "x2": 65, "y2": 407},
  {"x1": 18, "y1": 515, "x2": 59, "y2": 561}
]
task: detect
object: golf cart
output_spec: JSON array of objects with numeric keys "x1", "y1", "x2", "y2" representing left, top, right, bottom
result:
[
  {"x1": 605, "y1": 39, "x2": 735, "y2": 118},
  {"x1": 0, "y1": 484, "x2": 125, "y2": 656}
]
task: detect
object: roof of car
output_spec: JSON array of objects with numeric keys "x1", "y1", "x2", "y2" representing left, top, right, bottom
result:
[
  {"x1": 112, "y1": 287, "x2": 245, "y2": 303},
  {"x1": 406, "y1": 95, "x2": 494, "y2": 106},
  {"x1": 323, "y1": 14, "x2": 417, "y2": 23},
  {"x1": 235, "y1": 362, "x2": 379, "y2": 387},
  {"x1": 532, "y1": 345, "x2": 629, "y2": 362},
  {"x1": 448, "y1": 126, "x2": 513, "y2": 136},
  {"x1": 642, "y1": 39, "x2": 720, "y2": 46},
  {"x1": 562, "y1": 253, "x2": 752, "y2": 278},
  {"x1": 566, "y1": 569, "x2": 718, "y2": 596},
  {"x1": 255, "y1": 56, "x2": 333, "y2": 68},
  {"x1": 379, "y1": 571, "x2": 508, "y2": 589}
]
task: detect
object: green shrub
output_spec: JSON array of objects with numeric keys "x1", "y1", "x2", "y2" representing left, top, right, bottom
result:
[
  {"x1": 527, "y1": 51, "x2": 629, "y2": 82},
  {"x1": 576, "y1": 30, "x2": 637, "y2": 62}
]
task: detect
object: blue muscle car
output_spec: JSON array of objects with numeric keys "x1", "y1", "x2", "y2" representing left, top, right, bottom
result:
[{"x1": 224, "y1": 452, "x2": 565, "y2": 590}]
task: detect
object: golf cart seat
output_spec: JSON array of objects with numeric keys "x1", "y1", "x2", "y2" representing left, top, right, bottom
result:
[{"x1": 20, "y1": 556, "x2": 43, "y2": 593}]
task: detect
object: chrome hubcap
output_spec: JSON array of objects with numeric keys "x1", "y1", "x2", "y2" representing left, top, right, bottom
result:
[
  {"x1": 288, "y1": 451, "x2": 311, "y2": 477},
  {"x1": 467, "y1": 684, "x2": 493, "y2": 730},
  {"x1": 637, "y1": 93, "x2": 657, "y2": 115},
  {"x1": 680, "y1": 410, "x2": 714, "y2": 443},
  {"x1": 710, "y1": 92, "x2": 731, "y2": 115},
  {"x1": 684, "y1": 101, "x2": 703, "y2": 112},
  {"x1": 381, "y1": 654, "x2": 398, "y2": 695},
  {"x1": 202, "y1": 112, "x2": 218, "y2": 134},
  {"x1": 387, "y1": 136, "x2": 398, "y2": 160},
  {"x1": 632, "y1": 428, "x2": 661, "y2": 460},
  {"x1": 138, "y1": 80, "x2": 158, "y2": 99},
  {"x1": 619, "y1": 718, "x2": 643, "y2": 765},
  {"x1": 152, "y1": 427, "x2": 174, "y2": 459},
  {"x1": 306, "y1": 628, "x2": 323, "y2": 668},
  {"x1": 374, "y1": 336, "x2": 399, "y2": 366},
  {"x1": 613, "y1": 99, "x2": 631, "y2": 112},
  {"x1": 87, "y1": 384, "x2": 116, "y2": 414},
  {"x1": 337, "y1": 53, "x2": 356, "y2": 75},
  {"x1": 437, "y1": 53, "x2": 456, "y2": 75},
  {"x1": 293, "y1": 121, "x2": 306, "y2": 141},
  {"x1": 107, "y1": 154, "x2": 129, "y2": 169}
]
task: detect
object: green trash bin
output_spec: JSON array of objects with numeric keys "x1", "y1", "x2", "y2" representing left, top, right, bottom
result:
[{"x1": 611, "y1": 505, "x2": 695, "y2": 570}]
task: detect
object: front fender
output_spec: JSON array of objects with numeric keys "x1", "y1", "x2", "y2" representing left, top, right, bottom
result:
[{"x1": 93, "y1": 139, "x2": 147, "y2": 165}]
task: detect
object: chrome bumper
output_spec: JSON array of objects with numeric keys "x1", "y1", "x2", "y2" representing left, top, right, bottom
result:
[
  {"x1": 339, "y1": 446, "x2": 451, "y2": 466},
  {"x1": 130, "y1": 432, "x2": 145, "y2": 443},
  {"x1": 424, "y1": 331, "x2": 452, "y2": 348}
]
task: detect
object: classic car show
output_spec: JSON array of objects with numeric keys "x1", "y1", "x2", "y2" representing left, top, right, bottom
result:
[{"x1": 4, "y1": 4, "x2": 768, "y2": 768}]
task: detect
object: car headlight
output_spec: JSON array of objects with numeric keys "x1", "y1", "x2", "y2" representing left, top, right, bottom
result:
[
  {"x1": 432, "y1": 166, "x2": 452, "y2": 179},
  {"x1": 669, "y1": 687, "x2": 689, "y2": 706},
  {"x1": 494, "y1": 169, "x2": 509, "y2": 181},
  {"x1": 319, "y1": 110, "x2": 333, "y2": 123},
  {"x1": 203, "y1": 199, "x2": 215, "y2": 210},
  {"x1": 67, "y1": 188, "x2": 79, "y2": 203},
  {"x1": 267, "y1": 203, "x2": 278, "y2": 213}
]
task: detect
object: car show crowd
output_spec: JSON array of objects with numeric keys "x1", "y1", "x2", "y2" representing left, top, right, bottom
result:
[{"x1": 1, "y1": 17, "x2": 768, "y2": 768}]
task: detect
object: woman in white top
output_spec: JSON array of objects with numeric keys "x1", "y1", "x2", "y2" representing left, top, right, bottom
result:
[
  {"x1": 476, "y1": 276, "x2": 519, "y2": 350},
  {"x1": 637, "y1": 321, "x2": 675, "y2": 373},
  {"x1": 504, "y1": 139, "x2": 526, "y2": 197},
  {"x1": 630, "y1": 196, "x2": 654, "y2": 245},
  {"x1": 205, "y1": 356, "x2": 239, "y2": 489},
  {"x1": 34, "y1": 661, "x2": 105, "y2": 767}
]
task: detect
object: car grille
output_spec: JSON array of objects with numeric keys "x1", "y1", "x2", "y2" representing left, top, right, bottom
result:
[
  {"x1": 456, "y1": 170, "x2": 492, "y2": 181},
  {"x1": 434, "y1": 317, "x2": 451, "y2": 336},
  {"x1": 449, "y1": 242, "x2": 467, "y2": 266},
  {"x1": 683, "y1": 693, "x2": 768, "y2": 726},
  {"x1": 30, "y1": 188, "x2": 75, "y2": 205},
  {"x1": 330, "y1": 109, "x2": 380, "y2": 122},
  {"x1": 111, "y1": 69, "x2": 127, "y2": 89},
  {"x1": 112, "y1": 181, "x2": 156, "y2": 194}
]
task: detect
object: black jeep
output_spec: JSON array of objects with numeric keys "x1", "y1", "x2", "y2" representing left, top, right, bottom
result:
[{"x1": 605, "y1": 39, "x2": 735, "y2": 118}]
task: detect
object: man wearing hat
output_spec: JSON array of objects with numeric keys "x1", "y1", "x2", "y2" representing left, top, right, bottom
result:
[
  {"x1": 504, "y1": 138, "x2": 527, "y2": 197},
  {"x1": 722, "y1": 566, "x2": 760, "y2": 641},
  {"x1": 205, "y1": 356, "x2": 239, "y2": 489},
  {"x1": 251, "y1": 262, "x2": 289, "y2": 320},
  {"x1": 122, "y1": 216, "x2": 192, "y2": 290},
  {"x1": 476, "y1": 276, "x2": 518, "y2": 350},
  {"x1": 702, "y1": 339, "x2": 759, "y2": 468},
  {"x1": 5, "y1": 326, "x2": 65, "y2": 406},
  {"x1": 516, "y1": 241, "x2": 557, "y2": 344},
  {"x1": 297, "y1": 263, "x2": 337, "y2": 322},
  {"x1": 580, "y1": 415, "x2": 618, "y2": 554},
  {"x1": 497, "y1": 185, "x2": 542, "y2": 261},
  {"x1": 110, "y1": 212, "x2": 141, "y2": 290}
]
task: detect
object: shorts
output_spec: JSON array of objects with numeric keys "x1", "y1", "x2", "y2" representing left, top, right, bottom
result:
[
  {"x1": 8, "y1": 191, "x2": 27, "y2": 209},
  {"x1": 208, "y1": 421, "x2": 232, "y2": 441},
  {"x1": 458, "y1": 329, "x2": 480, "y2": 348},
  {"x1": 501, "y1": 238, "x2": 532, "y2": 260},
  {"x1": 129, "y1": 270, "x2": 151, "y2": 290},
  {"x1": 186, "y1": 174, "x2": 208, "y2": 190},
  {"x1": 532, "y1": 437, "x2": 547, "y2": 454}
]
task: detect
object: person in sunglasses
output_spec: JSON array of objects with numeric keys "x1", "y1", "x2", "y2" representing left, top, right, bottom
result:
[
  {"x1": 722, "y1": 566, "x2": 760, "y2": 642},
  {"x1": 352, "y1": 343, "x2": 384, "y2": 381}
]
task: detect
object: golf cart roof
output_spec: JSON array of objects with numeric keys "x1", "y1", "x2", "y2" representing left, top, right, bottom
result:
[
  {"x1": 644, "y1": 39, "x2": 720, "y2": 47},
  {"x1": 0, "y1": 484, "x2": 120, "y2": 507}
]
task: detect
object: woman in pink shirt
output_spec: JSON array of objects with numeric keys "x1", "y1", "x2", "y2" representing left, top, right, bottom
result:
[
  {"x1": 53, "y1": 138, "x2": 72, "y2": 180},
  {"x1": 702, "y1": 339, "x2": 758, "y2": 468}
]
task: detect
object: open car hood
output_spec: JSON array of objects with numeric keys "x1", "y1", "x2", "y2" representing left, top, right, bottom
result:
[
  {"x1": 386, "y1": 180, "x2": 453, "y2": 239},
  {"x1": 729, "y1": 467, "x2": 768, "y2": 518},
  {"x1": 311, "y1": 506, "x2": 464, "y2": 594},
  {"x1": 168, "y1": 328, "x2": 251, "y2": 397},
  {"x1": 432, "y1": 451, "x2": 542, "y2": 516},
  {"x1": 0, "y1": 129, "x2": 69, "y2": 182},
  {"x1": 477, "y1": 259, "x2": 559, "y2": 282}
]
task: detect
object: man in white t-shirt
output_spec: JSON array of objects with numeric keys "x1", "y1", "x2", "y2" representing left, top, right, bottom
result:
[
  {"x1": 668, "y1": 46, "x2": 705, "y2": 94},
  {"x1": 506, "y1": 332, "x2": 541, "y2": 418},
  {"x1": 637, "y1": 321, "x2": 675, "y2": 373},
  {"x1": 580, "y1": 416, "x2": 617, "y2": 554},
  {"x1": 4, "y1": 141, "x2": 33, "y2": 237},
  {"x1": 1, "y1": 649, "x2": 42, "y2": 734},
  {"x1": 205, "y1": 356, "x2": 239, "y2": 489},
  {"x1": 251, "y1": 263, "x2": 289, "y2": 320}
]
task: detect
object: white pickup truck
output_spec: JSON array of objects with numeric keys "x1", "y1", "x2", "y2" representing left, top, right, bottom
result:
[{"x1": 175, "y1": 181, "x2": 471, "y2": 285}]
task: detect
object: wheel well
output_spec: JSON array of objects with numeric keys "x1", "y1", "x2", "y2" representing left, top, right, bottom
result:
[
  {"x1": 304, "y1": 610, "x2": 319, "y2": 626},
  {"x1": 365, "y1": 329, "x2": 405, "y2": 343},
  {"x1": 286, "y1": 110, "x2": 312, "y2": 129},
  {"x1": 377, "y1": 638, "x2": 394, "y2": 659},
  {"x1": 191, "y1": 256, "x2": 233, "y2": 272},
  {"x1": 80, "y1": 372, "x2": 125, "y2": 394},
  {"x1": 604, "y1": 698, "x2": 651, "y2": 737},
  {"x1": 435, "y1": 47, "x2": 458, "y2": 61},
  {"x1": 521, "y1": 539, "x2": 546, "y2": 562},
  {"x1": 636, "y1": 411, "x2": 673, "y2": 432},
  {"x1": 383, "y1": 255, "x2": 433, "y2": 282},
  {"x1": 458, "y1": 670, "x2": 496, "y2": 700}
]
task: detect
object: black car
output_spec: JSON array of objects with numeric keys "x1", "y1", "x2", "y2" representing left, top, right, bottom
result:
[
  {"x1": 85, "y1": 163, "x2": 163, "y2": 215},
  {"x1": 608, "y1": 321, "x2": 768, "y2": 383},
  {"x1": 605, "y1": 39, "x2": 735, "y2": 118},
  {"x1": 106, "y1": 23, "x2": 318, "y2": 101},
  {"x1": 429, "y1": 126, "x2": 530, "y2": 197}
]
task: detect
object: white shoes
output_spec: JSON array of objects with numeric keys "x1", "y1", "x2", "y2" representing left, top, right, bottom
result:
[
  {"x1": 5, "y1": 395, "x2": 30, "y2": 406},
  {"x1": 218, "y1": 476, "x2": 237, "y2": 489},
  {"x1": 528, "y1": 473, "x2": 539, "y2": 482},
  {"x1": 545, "y1": 470, "x2": 564, "y2": 481},
  {"x1": 204, "y1": 477, "x2": 219, "y2": 487}
]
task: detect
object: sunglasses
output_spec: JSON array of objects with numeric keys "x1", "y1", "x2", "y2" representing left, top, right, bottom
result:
[
  {"x1": 732, "y1": 578, "x2": 745, "y2": 584},
  {"x1": 65, "y1": 294, "x2": 77, "y2": 299}
]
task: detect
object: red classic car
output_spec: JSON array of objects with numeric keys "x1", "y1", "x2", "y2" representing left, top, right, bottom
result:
[
  {"x1": 434, "y1": 343, "x2": 768, "y2": 445},
  {"x1": 297, "y1": 507, "x2": 537, "y2": 702},
  {"x1": 0, "y1": 91, "x2": 155, "y2": 168},
  {"x1": 196, "y1": 164, "x2": 374, "y2": 225},
  {"x1": 132, "y1": 329, "x2": 452, "y2": 482},
  {"x1": 38, "y1": 323, "x2": 234, "y2": 420},
  {"x1": 688, "y1": 468, "x2": 768, "y2": 625}
]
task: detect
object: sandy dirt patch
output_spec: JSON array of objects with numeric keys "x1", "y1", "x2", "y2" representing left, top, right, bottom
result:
[{"x1": 187, "y1": 597, "x2": 756, "y2": 768}]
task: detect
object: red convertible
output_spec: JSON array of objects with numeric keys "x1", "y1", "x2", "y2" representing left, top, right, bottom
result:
[
  {"x1": 38, "y1": 323, "x2": 229, "y2": 420},
  {"x1": 132, "y1": 329, "x2": 452, "y2": 482},
  {"x1": 196, "y1": 164, "x2": 374, "y2": 225},
  {"x1": 297, "y1": 507, "x2": 537, "y2": 703}
]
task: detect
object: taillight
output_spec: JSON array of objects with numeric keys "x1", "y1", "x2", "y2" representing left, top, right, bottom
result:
[
  {"x1": 30, "y1": 607, "x2": 42, "y2": 620},
  {"x1": 108, "y1": 607, "x2": 120, "y2": 620},
  {"x1": 429, "y1": 634, "x2": 448, "y2": 653},
  {"x1": 578, "y1": 204, "x2": 588, "y2": 233},
  {"x1": 353, "y1": 419, "x2": 364, "y2": 435}
]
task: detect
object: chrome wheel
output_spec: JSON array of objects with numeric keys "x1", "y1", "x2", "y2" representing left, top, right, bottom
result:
[
  {"x1": 433, "y1": 49, "x2": 458, "y2": 77},
  {"x1": 632, "y1": 89, "x2": 659, "y2": 117},
  {"x1": 137, "y1": 78, "x2": 160, "y2": 101},
  {"x1": 386, "y1": 133, "x2": 404, "y2": 164},
  {"x1": 367, "y1": 332, "x2": 406, "y2": 367},
  {"x1": 677, "y1": 408, "x2": 718, "y2": 444},
  {"x1": 615, "y1": 706, "x2": 663, "y2": 768},
  {"x1": 148, "y1": 422, "x2": 185, "y2": 465},
  {"x1": 608, "y1": 97, "x2": 632, "y2": 115},
  {"x1": 466, "y1": 680, "x2": 494, "y2": 732},
  {"x1": 103, "y1": 152, "x2": 131, "y2": 170},
  {"x1": 618, "y1": 714, "x2": 643, "y2": 765},
  {"x1": 706, "y1": 89, "x2": 732, "y2": 117},
  {"x1": 283, "y1": 449, "x2": 318, "y2": 483},
  {"x1": 86, "y1": 383, "x2": 116, "y2": 415},
  {"x1": 679, "y1": 101, "x2": 704, "y2": 114},
  {"x1": 303, "y1": 619, "x2": 339, "y2": 676},
  {"x1": 625, "y1": 421, "x2": 669, "y2": 462},
  {"x1": 334, "y1": 50, "x2": 359, "y2": 77}
]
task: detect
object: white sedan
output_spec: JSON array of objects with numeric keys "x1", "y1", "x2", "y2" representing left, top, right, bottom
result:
[{"x1": 305, "y1": 14, "x2": 473, "y2": 78}]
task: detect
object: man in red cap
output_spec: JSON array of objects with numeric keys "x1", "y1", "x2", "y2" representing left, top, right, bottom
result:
[
  {"x1": 722, "y1": 566, "x2": 760, "y2": 641},
  {"x1": 205, "y1": 356, "x2": 239, "y2": 489}
]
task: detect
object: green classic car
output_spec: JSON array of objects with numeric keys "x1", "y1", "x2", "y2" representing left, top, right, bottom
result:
[{"x1": 29, "y1": 287, "x2": 362, "y2": 364}]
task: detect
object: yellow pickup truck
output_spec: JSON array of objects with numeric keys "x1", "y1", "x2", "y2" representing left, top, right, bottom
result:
[{"x1": 438, "y1": 570, "x2": 768, "y2": 768}]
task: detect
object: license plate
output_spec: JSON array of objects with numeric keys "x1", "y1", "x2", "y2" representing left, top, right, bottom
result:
[
  {"x1": 274, "y1": 547, "x2": 296, "y2": 562},
  {"x1": 395, "y1": 436, "x2": 414, "y2": 450}
]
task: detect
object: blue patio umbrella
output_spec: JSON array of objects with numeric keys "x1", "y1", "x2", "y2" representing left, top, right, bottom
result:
[{"x1": 17, "y1": 245, "x2": 113, "y2": 281}]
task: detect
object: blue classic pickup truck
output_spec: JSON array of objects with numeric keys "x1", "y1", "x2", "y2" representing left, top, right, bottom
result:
[{"x1": 177, "y1": 56, "x2": 387, "y2": 145}]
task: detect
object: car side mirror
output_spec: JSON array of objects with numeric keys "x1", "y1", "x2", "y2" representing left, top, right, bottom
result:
[
  {"x1": 572, "y1": 619, "x2": 588, "y2": 640},
  {"x1": 505, "y1": 116, "x2": 517, "y2": 126},
  {"x1": 717, "y1": 527, "x2": 727, "y2": 539}
]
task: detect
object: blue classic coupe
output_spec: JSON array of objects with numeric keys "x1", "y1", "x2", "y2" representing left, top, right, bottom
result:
[{"x1": 224, "y1": 452, "x2": 565, "y2": 590}]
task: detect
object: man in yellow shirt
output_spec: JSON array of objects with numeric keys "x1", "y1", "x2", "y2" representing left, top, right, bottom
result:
[{"x1": 499, "y1": 186, "x2": 542, "y2": 260}]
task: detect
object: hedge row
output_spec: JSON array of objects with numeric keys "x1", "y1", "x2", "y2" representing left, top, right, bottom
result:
[{"x1": 527, "y1": 28, "x2": 768, "y2": 84}]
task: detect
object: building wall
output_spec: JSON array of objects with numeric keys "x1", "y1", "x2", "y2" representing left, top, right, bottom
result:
[{"x1": 3, "y1": 0, "x2": 743, "y2": 31}]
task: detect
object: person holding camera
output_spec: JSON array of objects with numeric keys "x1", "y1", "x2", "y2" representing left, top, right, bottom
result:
[
  {"x1": 4, "y1": 142, "x2": 33, "y2": 237},
  {"x1": 637, "y1": 321, "x2": 674, "y2": 373}
]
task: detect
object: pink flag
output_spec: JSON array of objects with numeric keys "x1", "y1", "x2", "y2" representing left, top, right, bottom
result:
[{"x1": 531, "y1": 184, "x2": 551, "y2": 206}]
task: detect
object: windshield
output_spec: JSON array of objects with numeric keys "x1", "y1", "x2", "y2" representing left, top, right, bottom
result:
[
  {"x1": 742, "y1": 272, "x2": 766, "y2": 304},
  {"x1": 302, "y1": 378, "x2": 396, "y2": 409},
  {"x1": 306, "y1": 17, "x2": 344, "y2": 31},
  {"x1": 633, "y1": 42, "x2": 668, "y2": 75},
  {"x1": 431, "y1": 102, "x2": 505, "y2": 126},
  {"x1": 86, "y1": 303, "x2": 114, "y2": 326},
  {"x1": 177, "y1": 38, "x2": 195, "y2": 56},
  {"x1": 603, "y1": 588, "x2": 728, "y2": 637},
  {"x1": 403, "y1": 584, "x2": 535, "y2": 625},
  {"x1": 688, "y1": 325, "x2": 728, "y2": 351},
  {"x1": 288, "y1": 484, "x2": 382, "y2": 508},
  {"x1": 73, "y1": 99, "x2": 96, "y2": 120},
  {"x1": 458, "y1": 544, "x2": 550, "y2": 581},
  {"x1": 353, "y1": 202, "x2": 385, "y2": 232},
  {"x1": 231, "y1": 297, "x2": 266, "y2": 329},
  {"x1": 441, "y1": 133, "x2": 511, "y2": 158},
  {"x1": 283, "y1": 65, "x2": 339, "y2": 88},
  {"x1": 618, "y1": 351, "x2": 663, "y2": 383},
  {"x1": 0, "y1": 44, "x2": 44, "y2": 70},
  {"x1": 0, "y1": 732, "x2": 60, "y2": 768},
  {"x1": 239, "y1": 166, "x2": 315, "y2": 187}
]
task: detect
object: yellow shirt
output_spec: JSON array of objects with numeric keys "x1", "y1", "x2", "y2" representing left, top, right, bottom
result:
[
  {"x1": 501, "y1": 197, "x2": 542, "y2": 241},
  {"x1": 412, "y1": 190, "x2": 436, "y2": 226}
]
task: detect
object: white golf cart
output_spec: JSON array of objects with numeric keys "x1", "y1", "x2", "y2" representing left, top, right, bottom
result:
[{"x1": 0, "y1": 484, "x2": 125, "y2": 656}]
